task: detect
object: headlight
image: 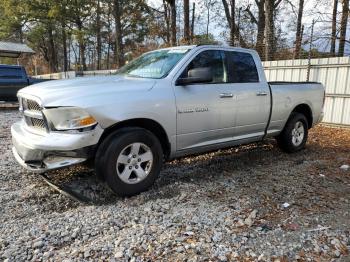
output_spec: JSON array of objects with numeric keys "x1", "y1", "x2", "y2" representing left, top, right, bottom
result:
[{"x1": 43, "y1": 107, "x2": 97, "y2": 131}]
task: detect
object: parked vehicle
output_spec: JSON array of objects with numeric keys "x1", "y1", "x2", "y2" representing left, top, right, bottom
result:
[
  {"x1": 0, "y1": 65, "x2": 50, "y2": 101},
  {"x1": 11, "y1": 45, "x2": 325, "y2": 196}
]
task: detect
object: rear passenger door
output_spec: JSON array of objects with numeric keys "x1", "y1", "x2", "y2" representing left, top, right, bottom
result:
[{"x1": 225, "y1": 51, "x2": 270, "y2": 140}]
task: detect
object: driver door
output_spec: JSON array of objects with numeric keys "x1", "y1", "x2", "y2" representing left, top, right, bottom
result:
[{"x1": 173, "y1": 50, "x2": 237, "y2": 152}]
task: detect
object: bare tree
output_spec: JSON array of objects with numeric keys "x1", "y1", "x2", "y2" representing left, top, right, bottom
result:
[
  {"x1": 222, "y1": 0, "x2": 247, "y2": 47},
  {"x1": 202, "y1": 0, "x2": 216, "y2": 39},
  {"x1": 106, "y1": 1, "x2": 113, "y2": 69},
  {"x1": 330, "y1": 0, "x2": 338, "y2": 56},
  {"x1": 114, "y1": 0, "x2": 124, "y2": 67},
  {"x1": 191, "y1": 2, "x2": 196, "y2": 42},
  {"x1": 230, "y1": 0, "x2": 235, "y2": 46},
  {"x1": 163, "y1": 0, "x2": 170, "y2": 44},
  {"x1": 338, "y1": 0, "x2": 348, "y2": 56},
  {"x1": 184, "y1": 0, "x2": 190, "y2": 44},
  {"x1": 264, "y1": 0, "x2": 282, "y2": 61},
  {"x1": 165, "y1": 0, "x2": 176, "y2": 46},
  {"x1": 59, "y1": 1, "x2": 68, "y2": 72},
  {"x1": 256, "y1": 0, "x2": 266, "y2": 57},
  {"x1": 264, "y1": 0, "x2": 273, "y2": 60},
  {"x1": 96, "y1": 0, "x2": 102, "y2": 70},
  {"x1": 47, "y1": 22, "x2": 58, "y2": 72},
  {"x1": 294, "y1": 0, "x2": 304, "y2": 59},
  {"x1": 221, "y1": 0, "x2": 235, "y2": 45},
  {"x1": 76, "y1": 19, "x2": 87, "y2": 70},
  {"x1": 245, "y1": 0, "x2": 266, "y2": 58},
  {"x1": 61, "y1": 21, "x2": 68, "y2": 71}
]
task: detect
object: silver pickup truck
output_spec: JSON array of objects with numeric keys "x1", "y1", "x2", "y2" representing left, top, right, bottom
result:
[{"x1": 12, "y1": 45, "x2": 325, "y2": 196}]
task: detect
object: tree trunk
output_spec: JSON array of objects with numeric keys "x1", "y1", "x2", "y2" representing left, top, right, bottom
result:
[
  {"x1": 206, "y1": 3, "x2": 210, "y2": 37},
  {"x1": 294, "y1": 0, "x2": 304, "y2": 59},
  {"x1": 106, "y1": 1, "x2": 112, "y2": 69},
  {"x1": 114, "y1": 0, "x2": 124, "y2": 67},
  {"x1": 47, "y1": 22, "x2": 58, "y2": 73},
  {"x1": 264, "y1": 0, "x2": 274, "y2": 61},
  {"x1": 96, "y1": 0, "x2": 102, "y2": 70},
  {"x1": 256, "y1": 0, "x2": 266, "y2": 58},
  {"x1": 79, "y1": 42, "x2": 86, "y2": 71},
  {"x1": 19, "y1": 25, "x2": 24, "y2": 43},
  {"x1": 67, "y1": 35, "x2": 71, "y2": 70},
  {"x1": 61, "y1": 21, "x2": 68, "y2": 72},
  {"x1": 169, "y1": 0, "x2": 177, "y2": 46},
  {"x1": 163, "y1": 0, "x2": 170, "y2": 44},
  {"x1": 222, "y1": 0, "x2": 231, "y2": 28},
  {"x1": 184, "y1": 0, "x2": 190, "y2": 44},
  {"x1": 222, "y1": 0, "x2": 247, "y2": 47},
  {"x1": 245, "y1": 0, "x2": 265, "y2": 57},
  {"x1": 191, "y1": 2, "x2": 195, "y2": 42},
  {"x1": 230, "y1": 0, "x2": 235, "y2": 46},
  {"x1": 331, "y1": 0, "x2": 338, "y2": 56},
  {"x1": 338, "y1": 0, "x2": 349, "y2": 56},
  {"x1": 76, "y1": 20, "x2": 87, "y2": 71}
]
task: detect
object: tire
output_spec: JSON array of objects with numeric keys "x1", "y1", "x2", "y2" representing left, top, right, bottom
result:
[
  {"x1": 276, "y1": 112, "x2": 308, "y2": 153},
  {"x1": 95, "y1": 127, "x2": 163, "y2": 196}
]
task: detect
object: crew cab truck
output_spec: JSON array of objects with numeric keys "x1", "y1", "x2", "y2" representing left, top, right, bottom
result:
[
  {"x1": 11, "y1": 45, "x2": 325, "y2": 196},
  {"x1": 0, "y1": 65, "x2": 50, "y2": 101}
]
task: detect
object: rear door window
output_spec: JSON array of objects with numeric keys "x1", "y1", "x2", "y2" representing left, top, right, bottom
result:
[
  {"x1": 0, "y1": 67, "x2": 24, "y2": 79},
  {"x1": 226, "y1": 51, "x2": 259, "y2": 83}
]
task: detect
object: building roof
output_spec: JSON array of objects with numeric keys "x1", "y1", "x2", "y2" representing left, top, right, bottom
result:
[{"x1": 0, "y1": 41, "x2": 35, "y2": 58}]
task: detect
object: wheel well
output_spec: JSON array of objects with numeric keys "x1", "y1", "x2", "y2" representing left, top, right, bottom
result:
[
  {"x1": 292, "y1": 104, "x2": 313, "y2": 128},
  {"x1": 98, "y1": 118, "x2": 171, "y2": 159}
]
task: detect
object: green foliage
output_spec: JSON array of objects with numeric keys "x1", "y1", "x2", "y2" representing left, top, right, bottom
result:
[
  {"x1": 192, "y1": 34, "x2": 219, "y2": 45},
  {"x1": 0, "y1": 0, "x2": 31, "y2": 41}
]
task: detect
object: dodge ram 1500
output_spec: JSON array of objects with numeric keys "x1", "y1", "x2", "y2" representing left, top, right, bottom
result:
[{"x1": 11, "y1": 45, "x2": 325, "y2": 196}]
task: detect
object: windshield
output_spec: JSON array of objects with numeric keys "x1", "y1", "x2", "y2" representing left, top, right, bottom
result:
[{"x1": 117, "y1": 48, "x2": 190, "y2": 79}]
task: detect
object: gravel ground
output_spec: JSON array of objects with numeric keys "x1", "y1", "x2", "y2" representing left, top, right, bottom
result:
[{"x1": 0, "y1": 110, "x2": 349, "y2": 261}]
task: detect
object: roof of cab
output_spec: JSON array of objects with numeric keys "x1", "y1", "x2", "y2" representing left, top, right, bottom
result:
[{"x1": 160, "y1": 44, "x2": 254, "y2": 53}]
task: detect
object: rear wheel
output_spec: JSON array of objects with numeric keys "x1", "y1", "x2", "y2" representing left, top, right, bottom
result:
[
  {"x1": 95, "y1": 128, "x2": 163, "y2": 196},
  {"x1": 276, "y1": 112, "x2": 308, "y2": 153}
]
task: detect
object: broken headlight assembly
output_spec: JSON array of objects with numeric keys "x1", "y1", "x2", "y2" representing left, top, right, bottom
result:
[{"x1": 43, "y1": 107, "x2": 97, "y2": 132}]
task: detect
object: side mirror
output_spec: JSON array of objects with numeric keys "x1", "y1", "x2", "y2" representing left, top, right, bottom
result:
[{"x1": 176, "y1": 67, "x2": 213, "y2": 86}]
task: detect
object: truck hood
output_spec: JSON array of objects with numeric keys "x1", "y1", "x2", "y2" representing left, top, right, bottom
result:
[{"x1": 18, "y1": 75, "x2": 156, "y2": 106}]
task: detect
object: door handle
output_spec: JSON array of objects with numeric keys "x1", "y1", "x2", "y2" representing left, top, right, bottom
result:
[
  {"x1": 256, "y1": 91, "x2": 268, "y2": 96},
  {"x1": 220, "y1": 93, "x2": 233, "y2": 98}
]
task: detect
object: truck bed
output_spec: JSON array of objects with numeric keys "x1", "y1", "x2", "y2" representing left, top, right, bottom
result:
[{"x1": 267, "y1": 81, "x2": 324, "y2": 136}]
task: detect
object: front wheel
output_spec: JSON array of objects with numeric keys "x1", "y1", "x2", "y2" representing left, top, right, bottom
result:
[
  {"x1": 276, "y1": 112, "x2": 308, "y2": 153},
  {"x1": 95, "y1": 128, "x2": 163, "y2": 196}
]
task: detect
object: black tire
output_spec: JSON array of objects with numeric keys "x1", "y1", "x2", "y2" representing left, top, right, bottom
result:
[
  {"x1": 276, "y1": 112, "x2": 309, "y2": 153},
  {"x1": 95, "y1": 127, "x2": 163, "y2": 196}
]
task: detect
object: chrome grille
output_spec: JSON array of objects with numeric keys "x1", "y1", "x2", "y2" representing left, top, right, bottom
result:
[
  {"x1": 25, "y1": 116, "x2": 46, "y2": 129},
  {"x1": 26, "y1": 99, "x2": 41, "y2": 111},
  {"x1": 20, "y1": 97, "x2": 47, "y2": 131}
]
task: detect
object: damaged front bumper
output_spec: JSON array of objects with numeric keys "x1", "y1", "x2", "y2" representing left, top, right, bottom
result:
[{"x1": 11, "y1": 121, "x2": 104, "y2": 173}]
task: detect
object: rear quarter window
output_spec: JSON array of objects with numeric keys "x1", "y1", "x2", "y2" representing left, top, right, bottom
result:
[
  {"x1": 0, "y1": 67, "x2": 24, "y2": 79},
  {"x1": 226, "y1": 51, "x2": 259, "y2": 83}
]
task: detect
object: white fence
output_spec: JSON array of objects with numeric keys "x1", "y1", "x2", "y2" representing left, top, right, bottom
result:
[
  {"x1": 33, "y1": 69, "x2": 117, "y2": 80},
  {"x1": 34, "y1": 57, "x2": 350, "y2": 127},
  {"x1": 263, "y1": 57, "x2": 350, "y2": 127}
]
